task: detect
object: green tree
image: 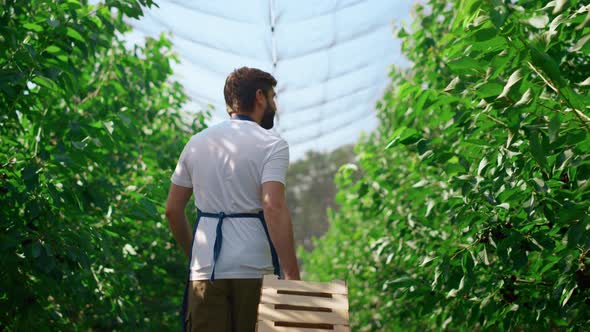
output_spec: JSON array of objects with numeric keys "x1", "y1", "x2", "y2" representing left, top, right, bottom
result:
[
  {"x1": 302, "y1": 0, "x2": 590, "y2": 330},
  {"x1": 286, "y1": 144, "x2": 359, "y2": 251},
  {"x1": 0, "y1": 0, "x2": 206, "y2": 330}
]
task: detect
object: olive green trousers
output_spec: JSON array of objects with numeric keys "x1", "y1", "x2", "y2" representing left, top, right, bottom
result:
[{"x1": 184, "y1": 278, "x2": 262, "y2": 332}]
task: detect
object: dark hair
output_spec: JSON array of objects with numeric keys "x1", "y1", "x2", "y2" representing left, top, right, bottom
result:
[{"x1": 223, "y1": 67, "x2": 277, "y2": 114}]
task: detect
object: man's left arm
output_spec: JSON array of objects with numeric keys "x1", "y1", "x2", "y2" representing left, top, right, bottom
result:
[{"x1": 165, "y1": 183, "x2": 193, "y2": 259}]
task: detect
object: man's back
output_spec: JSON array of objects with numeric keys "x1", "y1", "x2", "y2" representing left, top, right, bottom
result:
[{"x1": 171, "y1": 118, "x2": 289, "y2": 280}]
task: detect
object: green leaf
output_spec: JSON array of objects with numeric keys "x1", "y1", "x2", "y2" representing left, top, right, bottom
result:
[
  {"x1": 560, "y1": 204, "x2": 587, "y2": 225},
  {"x1": 45, "y1": 45, "x2": 62, "y2": 54},
  {"x1": 540, "y1": 256, "x2": 561, "y2": 274},
  {"x1": 514, "y1": 88, "x2": 532, "y2": 106},
  {"x1": 139, "y1": 197, "x2": 158, "y2": 217},
  {"x1": 444, "y1": 76, "x2": 460, "y2": 92},
  {"x1": 66, "y1": 27, "x2": 85, "y2": 42},
  {"x1": 32, "y1": 76, "x2": 58, "y2": 90},
  {"x1": 477, "y1": 157, "x2": 489, "y2": 176},
  {"x1": 560, "y1": 86, "x2": 586, "y2": 110},
  {"x1": 446, "y1": 288, "x2": 459, "y2": 298},
  {"x1": 561, "y1": 285, "x2": 577, "y2": 307},
  {"x1": 23, "y1": 23, "x2": 44, "y2": 32},
  {"x1": 385, "y1": 127, "x2": 421, "y2": 149},
  {"x1": 462, "y1": 251, "x2": 474, "y2": 274},
  {"x1": 400, "y1": 129, "x2": 421, "y2": 145},
  {"x1": 549, "y1": 114, "x2": 560, "y2": 143},
  {"x1": 397, "y1": 28, "x2": 408, "y2": 38},
  {"x1": 444, "y1": 158, "x2": 465, "y2": 176},
  {"x1": 498, "y1": 69, "x2": 522, "y2": 99},
  {"x1": 549, "y1": 14, "x2": 567, "y2": 36},
  {"x1": 61, "y1": 0, "x2": 83, "y2": 10},
  {"x1": 419, "y1": 255, "x2": 438, "y2": 267},
  {"x1": 572, "y1": 34, "x2": 590, "y2": 52},
  {"x1": 528, "y1": 129, "x2": 547, "y2": 169},
  {"x1": 474, "y1": 27, "x2": 497, "y2": 42},
  {"x1": 529, "y1": 46, "x2": 566, "y2": 88},
  {"x1": 477, "y1": 82, "x2": 503, "y2": 99},
  {"x1": 447, "y1": 57, "x2": 482, "y2": 73},
  {"x1": 490, "y1": 5, "x2": 507, "y2": 28}
]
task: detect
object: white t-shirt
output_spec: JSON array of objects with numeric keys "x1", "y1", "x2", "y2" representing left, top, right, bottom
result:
[{"x1": 170, "y1": 118, "x2": 289, "y2": 280}]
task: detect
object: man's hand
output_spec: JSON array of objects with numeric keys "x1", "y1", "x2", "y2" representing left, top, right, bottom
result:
[
  {"x1": 262, "y1": 181, "x2": 301, "y2": 280},
  {"x1": 165, "y1": 183, "x2": 193, "y2": 258}
]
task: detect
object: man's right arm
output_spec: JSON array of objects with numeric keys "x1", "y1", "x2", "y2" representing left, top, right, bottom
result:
[{"x1": 262, "y1": 181, "x2": 300, "y2": 280}]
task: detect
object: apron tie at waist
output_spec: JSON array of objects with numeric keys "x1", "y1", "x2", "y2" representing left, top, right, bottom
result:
[{"x1": 197, "y1": 209, "x2": 281, "y2": 282}]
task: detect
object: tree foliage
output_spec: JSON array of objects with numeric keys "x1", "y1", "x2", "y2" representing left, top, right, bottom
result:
[
  {"x1": 301, "y1": 0, "x2": 590, "y2": 330},
  {"x1": 1, "y1": 0, "x2": 206, "y2": 330},
  {"x1": 286, "y1": 144, "x2": 358, "y2": 251}
]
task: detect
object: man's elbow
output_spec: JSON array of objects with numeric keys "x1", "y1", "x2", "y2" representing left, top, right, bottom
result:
[
  {"x1": 165, "y1": 205, "x2": 183, "y2": 220},
  {"x1": 262, "y1": 200, "x2": 287, "y2": 217}
]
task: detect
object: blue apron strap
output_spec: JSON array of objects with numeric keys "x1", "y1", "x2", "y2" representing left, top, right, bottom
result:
[
  {"x1": 257, "y1": 211, "x2": 282, "y2": 278},
  {"x1": 210, "y1": 212, "x2": 226, "y2": 282},
  {"x1": 181, "y1": 209, "x2": 202, "y2": 332}
]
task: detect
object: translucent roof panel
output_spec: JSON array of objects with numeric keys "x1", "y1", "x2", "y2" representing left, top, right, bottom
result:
[{"x1": 121, "y1": 0, "x2": 413, "y2": 161}]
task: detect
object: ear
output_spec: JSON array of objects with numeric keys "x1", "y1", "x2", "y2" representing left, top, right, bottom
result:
[{"x1": 255, "y1": 89, "x2": 266, "y2": 105}]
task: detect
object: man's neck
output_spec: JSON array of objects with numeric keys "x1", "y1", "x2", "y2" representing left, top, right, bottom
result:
[{"x1": 232, "y1": 111, "x2": 261, "y2": 124}]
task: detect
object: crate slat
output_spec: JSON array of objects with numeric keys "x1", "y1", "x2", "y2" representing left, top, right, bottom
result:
[
  {"x1": 261, "y1": 288, "x2": 349, "y2": 310},
  {"x1": 258, "y1": 303, "x2": 349, "y2": 324},
  {"x1": 262, "y1": 275, "x2": 347, "y2": 295},
  {"x1": 257, "y1": 320, "x2": 351, "y2": 332}
]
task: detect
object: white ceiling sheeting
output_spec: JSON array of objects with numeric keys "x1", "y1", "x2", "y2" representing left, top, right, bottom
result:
[{"x1": 124, "y1": 0, "x2": 412, "y2": 161}]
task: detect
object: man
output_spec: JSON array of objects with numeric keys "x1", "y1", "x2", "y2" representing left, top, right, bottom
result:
[{"x1": 165, "y1": 67, "x2": 300, "y2": 332}]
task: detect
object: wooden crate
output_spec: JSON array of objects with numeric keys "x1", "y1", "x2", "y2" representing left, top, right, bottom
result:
[{"x1": 256, "y1": 275, "x2": 350, "y2": 331}]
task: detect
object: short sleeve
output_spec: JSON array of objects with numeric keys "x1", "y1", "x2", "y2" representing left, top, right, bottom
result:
[
  {"x1": 261, "y1": 139, "x2": 289, "y2": 185},
  {"x1": 170, "y1": 142, "x2": 193, "y2": 188}
]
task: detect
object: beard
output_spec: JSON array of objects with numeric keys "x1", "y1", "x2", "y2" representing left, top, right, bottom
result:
[{"x1": 260, "y1": 102, "x2": 275, "y2": 130}]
